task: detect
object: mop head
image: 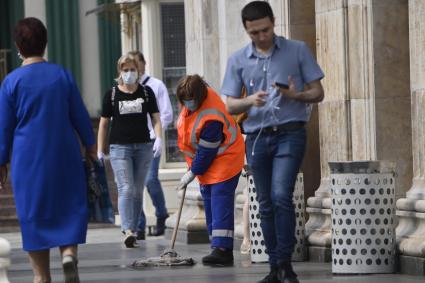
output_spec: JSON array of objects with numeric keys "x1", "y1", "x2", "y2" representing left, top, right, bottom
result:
[{"x1": 131, "y1": 249, "x2": 195, "y2": 268}]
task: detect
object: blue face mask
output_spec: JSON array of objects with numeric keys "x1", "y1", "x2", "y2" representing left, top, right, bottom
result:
[{"x1": 183, "y1": 99, "x2": 197, "y2": 112}]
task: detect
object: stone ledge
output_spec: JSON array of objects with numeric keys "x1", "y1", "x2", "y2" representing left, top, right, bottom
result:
[
  {"x1": 397, "y1": 199, "x2": 425, "y2": 213},
  {"x1": 164, "y1": 228, "x2": 209, "y2": 244},
  {"x1": 328, "y1": 160, "x2": 396, "y2": 174},
  {"x1": 399, "y1": 255, "x2": 425, "y2": 276},
  {"x1": 308, "y1": 246, "x2": 332, "y2": 262},
  {"x1": 396, "y1": 198, "x2": 417, "y2": 211},
  {"x1": 306, "y1": 207, "x2": 332, "y2": 215},
  {"x1": 396, "y1": 210, "x2": 425, "y2": 219}
]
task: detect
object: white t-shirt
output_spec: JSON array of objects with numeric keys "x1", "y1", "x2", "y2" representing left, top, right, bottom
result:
[{"x1": 139, "y1": 74, "x2": 173, "y2": 139}]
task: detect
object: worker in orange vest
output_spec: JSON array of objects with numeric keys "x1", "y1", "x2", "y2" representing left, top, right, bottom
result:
[{"x1": 176, "y1": 74, "x2": 245, "y2": 266}]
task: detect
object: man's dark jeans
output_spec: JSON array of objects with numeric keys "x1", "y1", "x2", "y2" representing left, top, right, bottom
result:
[{"x1": 245, "y1": 127, "x2": 306, "y2": 267}]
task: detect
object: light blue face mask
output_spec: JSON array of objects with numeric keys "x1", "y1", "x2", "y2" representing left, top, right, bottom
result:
[{"x1": 183, "y1": 99, "x2": 197, "y2": 112}]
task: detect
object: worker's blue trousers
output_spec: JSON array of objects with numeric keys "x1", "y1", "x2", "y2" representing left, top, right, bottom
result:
[{"x1": 200, "y1": 172, "x2": 241, "y2": 250}]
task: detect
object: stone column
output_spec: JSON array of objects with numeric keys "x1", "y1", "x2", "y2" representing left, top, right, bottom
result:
[
  {"x1": 140, "y1": 0, "x2": 163, "y2": 78},
  {"x1": 307, "y1": 0, "x2": 411, "y2": 262},
  {"x1": 139, "y1": 0, "x2": 163, "y2": 229},
  {"x1": 168, "y1": 0, "x2": 256, "y2": 244},
  {"x1": 185, "y1": 0, "x2": 220, "y2": 89},
  {"x1": 396, "y1": 0, "x2": 425, "y2": 275},
  {"x1": 24, "y1": 0, "x2": 48, "y2": 59},
  {"x1": 216, "y1": 0, "x2": 251, "y2": 244},
  {"x1": 306, "y1": 0, "x2": 352, "y2": 261},
  {"x1": 164, "y1": 0, "x2": 221, "y2": 243},
  {"x1": 79, "y1": 0, "x2": 101, "y2": 116},
  {"x1": 0, "y1": 238, "x2": 10, "y2": 283},
  {"x1": 273, "y1": 0, "x2": 322, "y2": 215},
  {"x1": 217, "y1": 0, "x2": 250, "y2": 83},
  {"x1": 164, "y1": 180, "x2": 209, "y2": 244},
  {"x1": 117, "y1": 0, "x2": 136, "y2": 55},
  {"x1": 119, "y1": 11, "x2": 131, "y2": 54}
]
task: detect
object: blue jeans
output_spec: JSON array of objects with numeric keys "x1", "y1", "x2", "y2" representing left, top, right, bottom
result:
[
  {"x1": 200, "y1": 173, "x2": 240, "y2": 250},
  {"x1": 137, "y1": 154, "x2": 168, "y2": 232},
  {"x1": 245, "y1": 127, "x2": 306, "y2": 267},
  {"x1": 109, "y1": 143, "x2": 153, "y2": 232}
]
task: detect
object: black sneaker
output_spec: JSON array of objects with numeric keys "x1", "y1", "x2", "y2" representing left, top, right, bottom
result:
[
  {"x1": 62, "y1": 255, "x2": 80, "y2": 283},
  {"x1": 257, "y1": 267, "x2": 279, "y2": 283},
  {"x1": 278, "y1": 262, "x2": 299, "y2": 283},
  {"x1": 151, "y1": 214, "x2": 169, "y2": 236},
  {"x1": 202, "y1": 248, "x2": 234, "y2": 266},
  {"x1": 136, "y1": 230, "x2": 145, "y2": 240},
  {"x1": 124, "y1": 230, "x2": 137, "y2": 248}
]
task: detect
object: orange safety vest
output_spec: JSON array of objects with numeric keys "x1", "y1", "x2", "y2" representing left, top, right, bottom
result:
[{"x1": 177, "y1": 87, "x2": 245, "y2": 185}]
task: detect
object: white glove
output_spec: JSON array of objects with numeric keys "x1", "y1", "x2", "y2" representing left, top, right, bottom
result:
[
  {"x1": 180, "y1": 170, "x2": 195, "y2": 187},
  {"x1": 97, "y1": 151, "x2": 105, "y2": 160},
  {"x1": 153, "y1": 138, "x2": 162, "y2": 158}
]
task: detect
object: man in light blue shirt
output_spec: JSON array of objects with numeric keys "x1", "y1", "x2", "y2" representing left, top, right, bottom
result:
[{"x1": 221, "y1": 2, "x2": 324, "y2": 283}]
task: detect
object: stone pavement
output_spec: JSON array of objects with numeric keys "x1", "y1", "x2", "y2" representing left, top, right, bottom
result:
[{"x1": 1, "y1": 227, "x2": 424, "y2": 283}]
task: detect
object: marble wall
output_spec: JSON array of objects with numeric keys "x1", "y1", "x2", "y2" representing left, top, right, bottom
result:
[
  {"x1": 395, "y1": 0, "x2": 425, "y2": 274},
  {"x1": 307, "y1": 0, "x2": 411, "y2": 260}
]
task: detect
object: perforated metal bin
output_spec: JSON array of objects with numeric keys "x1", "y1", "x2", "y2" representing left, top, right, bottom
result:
[
  {"x1": 330, "y1": 161, "x2": 396, "y2": 274},
  {"x1": 247, "y1": 173, "x2": 306, "y2": 262}
]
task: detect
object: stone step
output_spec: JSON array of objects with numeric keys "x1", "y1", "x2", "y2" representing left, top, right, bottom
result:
[
  {"x1": 0, "y1": 215, "x2": 19, "y2": 228},
  {"x1": 0, "y1": 225, "x2": 20, "y2": 233},
  {"x1": 0, "y1": 205, "x2": 16, "y2": 217},
  {"x1": 0, "y1": 194, "x2": 15, "y2": 206}
]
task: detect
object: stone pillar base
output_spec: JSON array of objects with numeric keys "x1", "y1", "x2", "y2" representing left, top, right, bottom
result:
[
  {"x1": 164, "y1": 181, "x2": 208, "y2": 244},
  {"x1": 399, "y1": 255, "x2": 425, "y2": 276},
  {"x1": 308, "y1": 246, "x2": 332, "y2": 262},
  {"x1": 164, "y1": 227, "x2": 209, "y2": 244}
]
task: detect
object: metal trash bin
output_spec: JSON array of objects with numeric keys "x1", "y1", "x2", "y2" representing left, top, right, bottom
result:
[
  {"x1": 330, "y1": 161, "x2": 396, "y2": 274},
  {"x1": 247, "y1": 172, "x2": 306, "y2": 262}
]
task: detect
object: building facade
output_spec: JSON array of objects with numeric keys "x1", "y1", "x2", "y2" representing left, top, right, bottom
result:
[
  {"x1": 175, "y1": 0, "x2": 423, "y2": 275},
  {"x1": 1, "y1": 0, "x2": 425, "y2": 276}
]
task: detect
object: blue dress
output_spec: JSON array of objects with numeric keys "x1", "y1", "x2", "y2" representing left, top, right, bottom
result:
[{"x1": 0, "y1": 62, "x2": 95, "y2": 251}]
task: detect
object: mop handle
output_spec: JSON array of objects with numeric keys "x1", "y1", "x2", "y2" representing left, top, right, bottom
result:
[{"x1": 170, "y1": 184, "x2": 187, "y2": 250}]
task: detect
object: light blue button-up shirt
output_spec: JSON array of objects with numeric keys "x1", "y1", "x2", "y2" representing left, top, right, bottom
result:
[{"x1": 221, "y1": 36, "x2": 324, "y2": 133}]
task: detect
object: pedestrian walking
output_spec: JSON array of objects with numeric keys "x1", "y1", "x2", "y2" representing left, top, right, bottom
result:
[
  {"x1": 221, "y1": 2, "x2": 325, "y2": 282},
  {"x1": 176, "y1": 75, "x2": 245, "y2": 266},
  {"x1": 0, "y1": 17, "x2": 96, "y2": 283},
  {"x1": 97, "y1": 54, "x2": 162, "y2": 248}
]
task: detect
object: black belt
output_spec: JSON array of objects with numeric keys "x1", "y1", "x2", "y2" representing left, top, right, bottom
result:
[{"x1": 250, "y1": 121, "x2": 305, "y2": 135}]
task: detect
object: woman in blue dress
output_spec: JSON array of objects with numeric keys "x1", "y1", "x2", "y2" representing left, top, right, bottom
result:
[{"x1": 0, "y1": 18, "x2": 96, "y2": 283}]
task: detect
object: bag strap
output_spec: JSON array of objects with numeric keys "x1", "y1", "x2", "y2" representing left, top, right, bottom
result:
[
  {"x1": 141, "y1": 84, "x2": 148, "y2": 102},
  {"x1": 111, "y1": 86, "x2": 116, "y2": 107},
  {"x1": 141, "y1": 76, "x2": 150, "y2": 85}
]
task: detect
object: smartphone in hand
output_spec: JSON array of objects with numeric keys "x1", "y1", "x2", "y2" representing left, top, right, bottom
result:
[{"x1": 275, "y1": 82, "x2": 289, "y2": 90}]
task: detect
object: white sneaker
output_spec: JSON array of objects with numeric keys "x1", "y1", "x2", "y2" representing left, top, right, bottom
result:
[{"x1": 62, "y1": 255, "x2": 80, "y2": 283}]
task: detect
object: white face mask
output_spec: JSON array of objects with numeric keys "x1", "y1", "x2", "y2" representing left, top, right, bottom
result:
[{"x1": 121, "y1": 71, "x2": 138, "y2": 85}]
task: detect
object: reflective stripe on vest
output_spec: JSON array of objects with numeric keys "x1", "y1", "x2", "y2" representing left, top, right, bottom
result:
[
  {"x1": 182, "y1": 150, "x2": 194, "y2": 158},
  {"x1": 199, "y1": 139, "x2": 221, "y2": 148},
  {"x1": 187, "y1": 109, "x2": 237, "y2": 156}
]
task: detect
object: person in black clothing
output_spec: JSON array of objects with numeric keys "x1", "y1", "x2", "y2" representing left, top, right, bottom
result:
[{"x1": 97, "y1": 54, "x2": 162, "y2": 248}]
